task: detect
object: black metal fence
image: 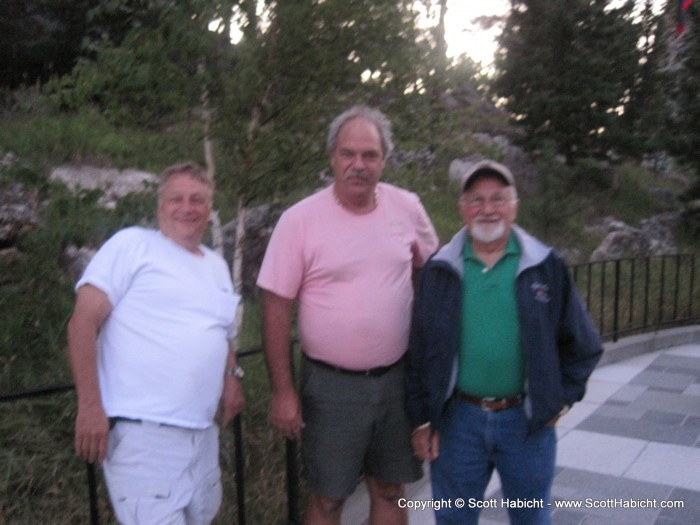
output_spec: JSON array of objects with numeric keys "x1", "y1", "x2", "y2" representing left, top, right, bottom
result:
[
  {"x1": 571, "y1": 254, "x2": 699, "y2": 342},
  {"x1": 2, "y1": 254, "x2": 700, "y2": 524}
]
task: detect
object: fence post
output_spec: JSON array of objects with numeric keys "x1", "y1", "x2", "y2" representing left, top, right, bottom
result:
[
  {"x1": 286, "y1": 341, "x2": 302, "y2": 525},
  {"x1": 86, "y1": 462, "x2": 100, "y2": 525},
  {"x1": 599, "y1": 261, "x2": 607, "y2": 334},
  {"x1": 286, "y1": 439, "x2": 302, "y2": 525},
  {"x1": 233, "y1": 414, "x2": 246, "y2": 525},
  {"x1": 658, "y1": 256, "x2": 667, "y2": 327},
  {"x1": 673, "y1": 254, "x2": 681, "y2": 320},
  {"x1": 613, "y1": 259, "x2": 621, "y2": 342},
  {"x1": 690, "y1": 254, "x2": 696, "y2": 316}
]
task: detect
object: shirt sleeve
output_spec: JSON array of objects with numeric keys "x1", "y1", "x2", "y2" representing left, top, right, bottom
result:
[
  {"x1": 76, "y1": 229, "x2": 144, "y2": 308},
  {"x1": 256, "y1": 209, "x2": 305, "y2": 300},
  {"x1": 226, "y1": 294, "x2": 242, "y2": 341},
  {"x1": 411, "y1": 196, "x2": 439, "y2": 267}
]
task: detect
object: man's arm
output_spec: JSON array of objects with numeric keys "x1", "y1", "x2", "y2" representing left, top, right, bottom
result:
[
  {"x1": 261, "y1": 289, "x2": 303, "y2": 440},
  {"x1": 217, "y1": 341, "x2": 246, "y2": 428},
  {"x1": 66, "y1": 284, "x2": 113, "y2": 463},
  {"x1": 558, "y1": 269, "x2": 604, "y2": 405}
]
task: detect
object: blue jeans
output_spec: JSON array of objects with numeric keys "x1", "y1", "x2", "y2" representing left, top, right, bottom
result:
[{"x1": 431, "y1": 399, "x2": 556, "y2": 525}]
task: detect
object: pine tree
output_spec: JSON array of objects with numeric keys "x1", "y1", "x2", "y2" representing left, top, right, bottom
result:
[{"x1": 492, "y1": 0, "x2": 642, "y2": 165}]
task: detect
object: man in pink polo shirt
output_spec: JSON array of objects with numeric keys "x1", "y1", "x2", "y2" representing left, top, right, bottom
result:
[{"x1": 257, "y1": 105, "x2": 438, "y2": 525}]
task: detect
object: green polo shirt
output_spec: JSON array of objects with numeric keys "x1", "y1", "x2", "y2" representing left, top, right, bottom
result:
[{"x1": 458, "y1": 232, "x2": 524, "y2": 397}]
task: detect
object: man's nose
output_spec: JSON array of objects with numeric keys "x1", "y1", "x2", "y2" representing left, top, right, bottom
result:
[
  {"x1": 481, "y1": 197, "x2": 497, "y2": 213},
  {"x1": 350, "y1": 153, "x2": 367, "y2": 170},
  {"x1": 183, "y1": 198, "x2": 201, "y2": 212}
]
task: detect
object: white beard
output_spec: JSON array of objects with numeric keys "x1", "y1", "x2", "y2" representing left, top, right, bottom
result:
[{"x1": 470, "y1": 219, "x2": 506, "y2": 244}]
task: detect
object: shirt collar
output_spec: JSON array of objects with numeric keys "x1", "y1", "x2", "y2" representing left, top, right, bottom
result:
[{"x1": 463, "y1": 230, "x2": 521, "y2": 262}]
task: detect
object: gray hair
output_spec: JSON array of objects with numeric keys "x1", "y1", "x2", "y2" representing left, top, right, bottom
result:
[
  {"x1": 158, "y1": 162, "x2": 214, "y2": 199},
  {"x1": 326, "y1": 105, "x2": 394, "y2": 159}
]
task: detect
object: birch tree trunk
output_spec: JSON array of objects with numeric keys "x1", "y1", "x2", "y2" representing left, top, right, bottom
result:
[{"x1": 199, "y1": 62, "x2": 244, "y2": 333}]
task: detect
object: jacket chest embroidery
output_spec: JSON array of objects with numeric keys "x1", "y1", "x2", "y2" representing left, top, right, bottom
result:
[{"x1": 531, "y1": 282, "x2": 551, "y2": 303}]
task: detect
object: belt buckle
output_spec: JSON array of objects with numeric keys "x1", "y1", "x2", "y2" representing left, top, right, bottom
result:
[{"x1": 481, "y1": 397, "x2": 497, "y2": 410}]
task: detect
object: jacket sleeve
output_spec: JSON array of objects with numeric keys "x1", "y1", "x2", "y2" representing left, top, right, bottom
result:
[
  {"x1": 405, "y1": 265, "x2": 431, "y2": 428},
  {"x1": 557, "y1": 262, "x2": 603, "y2": 406}
]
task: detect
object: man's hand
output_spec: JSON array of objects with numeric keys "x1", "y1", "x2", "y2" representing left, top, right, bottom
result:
[
  {"x1": 411, "y1": 423, "x2": 440, "y2": 462},
  {"x1": 546, "y1": 405, "x2": 570, "y2": 427},
  {"x1": 269, "y1": 388, "x2": 304, "y2": 441},
  {"x1": 217, "y1": 375, "x2": 246, "y2": 428},
  {"x1": 74, "y1": 403, "x2": 110, "y2": 463}
]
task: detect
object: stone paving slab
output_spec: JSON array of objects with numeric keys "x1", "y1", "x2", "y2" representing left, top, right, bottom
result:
[
  {"x1": 578, "y1": 411, "x2": 699, "y2": 445},
  {"x1": 625, "y1": 442, "x2": 700, "y2": 491},
  {"x1": 557, "y1": 430, "x2": 648, "y2": 476}
]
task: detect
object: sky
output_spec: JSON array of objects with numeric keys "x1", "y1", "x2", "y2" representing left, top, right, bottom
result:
[{"x1": 442, "y1": 0, "x2": 511, "y2": 66}]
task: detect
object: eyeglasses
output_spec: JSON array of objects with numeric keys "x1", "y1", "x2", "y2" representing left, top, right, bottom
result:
[{"x1": 462, "y1": 193, "x2": 514, "y2": 210}]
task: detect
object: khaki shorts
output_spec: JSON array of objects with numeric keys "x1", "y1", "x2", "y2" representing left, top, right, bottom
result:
[
  {"x1": 103, "y1": 420, "x2": 221, "y2": 525},
  {"x1": 300, "y1": 356, "x2": 423, "y2": 500}
]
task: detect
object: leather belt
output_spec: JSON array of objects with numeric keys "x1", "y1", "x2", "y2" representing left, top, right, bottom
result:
[
  {"x1": 304, "y1": 355, "x2": 401, "y2": 377},
  {"x1": 108, "y1": 417, "x2": 181, "y2": 430},
  {"x1": 453, "y1": 390, "x2": 524, "y2": 411}
]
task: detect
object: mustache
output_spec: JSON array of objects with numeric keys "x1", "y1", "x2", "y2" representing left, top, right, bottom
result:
[{"x1": 344, "y1": 170, "x2": 371, "y2": 182}]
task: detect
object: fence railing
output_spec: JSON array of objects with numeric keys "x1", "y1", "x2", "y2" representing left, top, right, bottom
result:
[
  {"x1": 571, "y1": 254, "x2": 699, "y2": 342},
  {"x1": 2, "y1": 254, "x2": 699, "y2": 524}
]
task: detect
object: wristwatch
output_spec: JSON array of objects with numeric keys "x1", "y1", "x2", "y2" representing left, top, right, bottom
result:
[{"x1": 226, "y1": 365, "x2": 245, "y2": 379}]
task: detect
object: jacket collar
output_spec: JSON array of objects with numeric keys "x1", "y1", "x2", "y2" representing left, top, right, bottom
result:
[{"x1": 431, "y1": 224, "x2": 552, "y2": 278}]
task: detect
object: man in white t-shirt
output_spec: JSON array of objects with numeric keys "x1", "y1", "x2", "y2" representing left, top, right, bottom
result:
[
  {"x1": 67, "y1": 162, "x2": 245, "y2": 525},
  {"x1": 257, "y1": 105, "x2": 438, "y2": 525}
]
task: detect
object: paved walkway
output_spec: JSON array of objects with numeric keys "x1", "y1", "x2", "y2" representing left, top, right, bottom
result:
[{"x1": 341, "y1": 328, "x2": 700, "y2": 525}]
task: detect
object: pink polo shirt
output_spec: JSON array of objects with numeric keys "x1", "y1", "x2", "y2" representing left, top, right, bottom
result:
[{"x1": 257, "y1": 183, "x2": 438, "y2": 369}]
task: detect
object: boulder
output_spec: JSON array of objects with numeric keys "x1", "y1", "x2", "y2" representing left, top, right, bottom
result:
[
  {"x1": 62, "y1": 245, "x2": 98, "y2": 282},
  {"x1": 50, "y1": 166, "x2": 157, "y2": 209},
  {"x1": 222, "y1": 204, "x2": 282, "y2": 298},
  {"x1": 0, "y1": 182, "x2": 41, "y2": 244},
  {"x1": 589, "y1": 213, "x2": 680, "y2": 262}
]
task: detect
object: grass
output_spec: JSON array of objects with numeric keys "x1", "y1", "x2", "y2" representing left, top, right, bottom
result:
[
  {"x1": 0, "y1": 109, "x2": 203, "y2": 175},
  {"x1": 1, "y1": 395, "x2": 96, "y2": 524}
]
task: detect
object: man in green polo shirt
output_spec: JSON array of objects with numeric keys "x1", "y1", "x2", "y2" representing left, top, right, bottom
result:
[{"x1": 405, "y1": 159, "x2": 602, "y2": 525}]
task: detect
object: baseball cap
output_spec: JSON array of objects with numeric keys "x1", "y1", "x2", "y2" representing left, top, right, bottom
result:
[{"x1": 460, "y1": 159, "x2": 515, "y2": 192}]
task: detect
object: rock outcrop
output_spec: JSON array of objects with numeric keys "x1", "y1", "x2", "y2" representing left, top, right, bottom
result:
[
  {"x1": 50, "y1": 166, "x2": 158, "y2": 209},
  {"x1": 589, "y1": 213, "x2": 681, "y2": 262}
]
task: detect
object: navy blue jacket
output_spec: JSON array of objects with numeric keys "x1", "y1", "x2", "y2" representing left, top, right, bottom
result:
[{"x1": 406, "y1": 226, "x2": 603, "y2": 433}]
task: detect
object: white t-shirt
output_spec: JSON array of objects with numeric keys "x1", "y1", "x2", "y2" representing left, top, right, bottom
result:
[
  {"x1": 77, "y1": 227, "x2": 240, "y2": 428},
  {"x1": 257, "y1": 183, "x2": 438, "y2": 369}
]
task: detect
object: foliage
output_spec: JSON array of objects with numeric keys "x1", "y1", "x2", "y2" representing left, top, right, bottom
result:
[
  {"x1": 667, "y1": 2, "x2": 700, "y2": 192},
  {"x1": 492, "y1": 0, "x2": 643, "y2": 165},
  {"x1": 616, "y1": 1, "x2": 671, "y2": 159},
  {"x1": 50, "y1": 0, "x2": 224, "y2": 127},
  {"x1": 0, "y1": 0, "x2": 97, "y2": 89},
  {"x1": 516, "y1": 144, "x2": 595, "y2": 248},
  {"x1": 664, "y1": 2, "x2": 700, "y2": 236}
]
